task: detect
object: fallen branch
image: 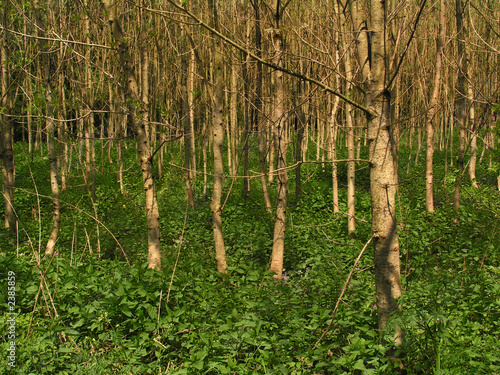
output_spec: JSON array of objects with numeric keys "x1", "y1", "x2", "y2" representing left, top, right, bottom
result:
[{"x1": 313, "y1": 235, "x2": 374, "y2": 350}]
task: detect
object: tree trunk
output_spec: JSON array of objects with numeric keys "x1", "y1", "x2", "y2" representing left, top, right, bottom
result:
[
  {"x1": 181, "y1": 25, "x2": 194, "y2": 207},
  {"x1": 1, "y1": 4, "x2": 15, "y2": 234},
  {"x1": 209, "y1": 0, "x2": 227, "y2": 273},
  {"x1": 103, "y1": 0, "x2": 161, "y2": 270},
  {"x1": 454, "y1": 0, "x2": 467, "y2": 211},
  {"x1": 269, "y1": 1, "x2": 287, "y2": 279},
  {"x1": 352, "y1": 0, "x2": 402, "y2": 342},
  {"x1": 345, "y1": 52, "x2": 356, "y2": 238},
  {"x1": 468, "y1": 84, "x2": 478, "y2": 188},
  {"x1": 425, "y1": 0, "x2": 445, "y2": 212}
]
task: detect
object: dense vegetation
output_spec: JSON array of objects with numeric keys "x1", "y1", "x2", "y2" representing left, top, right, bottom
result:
[{"x1": 1, "y1": 139, "x2": 499, "y2": 374}]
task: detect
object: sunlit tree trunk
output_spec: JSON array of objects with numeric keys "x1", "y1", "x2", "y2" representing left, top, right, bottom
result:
[
  {"x1": 103, "y1": 0, "x2": 161, "y2": 270},
  {"x1": 425, "y1": 0, "x2": 445, "y2": 213},
  {"x1": 269, "y1": 0, "x2": 287, "y2": 279},
  {"x1": 345, "y1": 52, "x2": 356, "y2": 238},
  {"x1": 351, "y1": 0, "x2": 402, "y2": 343},
  {"x1": 295, "y1": 78, "x2": 305, "y2": 198},
  {"x1": 253, "y1": 0, "x2": 272, "y2": 212},
  {"x1": 209, "y1": 0, "x2": 227, "y2": 273},
  {"x1": 454, "y1": 0, "x2": 467, "y2": 210},
  {"x1": 35, "y1": 0, "x2": 61, "y2": 255},
  {"x1": 330, "y1": 94, "x2": 340, "y2": 213},
  {"x1": 181, "y1": 25, "x2": 194, "y2": 207},
  {"x1": 468, "y1": 84, "x2": 478, "y2": 188}
]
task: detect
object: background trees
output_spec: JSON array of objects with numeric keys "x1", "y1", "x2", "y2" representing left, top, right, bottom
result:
[{"x1": 1, "y1": 0, "x2": 499, "y2": 372}]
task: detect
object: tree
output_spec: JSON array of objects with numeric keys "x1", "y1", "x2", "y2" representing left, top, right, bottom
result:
[
  {"x1": 454, "y1": 0, "x2": 467, "y2": 210},
  {"x1": 1, "y1": 0, "x2": 15, "y2": 235},
  {"x1": 268, "y1": 0, "x2": 288, "y2": 279},
  {"x1": 425, "y1": 0, "x2": 445, "y2": 213},
  {"x1": 102, "y1": 0, "x2": 161, "y2": 270},
  {"x1": 208, "y1": 0, "x2": 228, "y2": 274},
  {"x1": 351, "y1": 0, "x2": 403, "y2": 342}
]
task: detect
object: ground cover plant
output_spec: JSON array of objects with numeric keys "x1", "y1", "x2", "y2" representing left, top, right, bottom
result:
[{"x1": 1, "y1": 141, "x2": 499, "y2": 374}]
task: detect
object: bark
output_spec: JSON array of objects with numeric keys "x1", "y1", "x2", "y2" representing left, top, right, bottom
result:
[
  {"x1": 242, "y1": 50, "x2": 251, "y2": 197},
  {"x1": 229, "y1": 60, "x2": 238, "y2": 176},
  {"x1": 181, "y1": 25, "x2": 194, "y2": 207},
  {"x1": 425, "y1": 0, "x2": 445, "y2": 212},
  {"x1": 269, "y1": 0, "x2": 288, "y2": 279},
  {"x1": 295, "y1": 80, "x2": 305, "y2": 198},
  {"x1": 103, "y1": 0, "x2": 161, "y2": 270},
  {"x1": 468, "y1": 84, "x2": 478, "y2": 188},
  {"x1": 253, "y1": 0, "x2": 272, "y2": 212},
  {"x1": 209, "y1": 0, "x2": 227, "y2": 273},
  {"x1": 1, "y1": 4, "x2": 15, "y2": 234},
  {"x1": 34, "y1": 0, "x2": 61, "y2": 255},
  {"x1": 454, "y1": 0, "x2": 467, "y2": 211},
  {"x1": 188, "y1": 48, "x2": 197, "y2": 179},
  {"x1": 330, "y1": 95, "x2": 340, "y2": 213},
  {"x1": 345, "y1": 52, "x2": 356, "y2": 238},
  {"x1": 351, "y1": 0, "x2": 402, "y2": 342}
]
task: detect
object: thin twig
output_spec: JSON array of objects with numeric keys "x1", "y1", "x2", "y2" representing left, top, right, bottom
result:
[
  {"x1": 166, "y1": 202, "x2": 190, "y2": 303},
  {"x1": 313, "y1": 235, "x2": 374, "y2": 350}
]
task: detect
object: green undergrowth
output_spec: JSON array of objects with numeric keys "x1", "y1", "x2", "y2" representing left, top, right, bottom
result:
[{"x1": 0, "y1": 139, "x2": 499, "y2": 374}]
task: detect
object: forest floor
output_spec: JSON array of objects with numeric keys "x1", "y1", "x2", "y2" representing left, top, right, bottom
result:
[{"x1": 1, "y1": 140, "x2": 499, "y2": 374}]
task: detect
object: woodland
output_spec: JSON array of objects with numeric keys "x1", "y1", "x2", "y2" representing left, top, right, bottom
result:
[{"x1": 0, "y1": 0, "x2": 499, "y2": 373}]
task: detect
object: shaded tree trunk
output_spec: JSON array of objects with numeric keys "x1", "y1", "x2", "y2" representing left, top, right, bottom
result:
[
  {"x1": 454, "y1": 0, "x2": 467, "y2": 210},
  {"x1": 1, "y1": 3, "x2": 15, "y2": 234}
]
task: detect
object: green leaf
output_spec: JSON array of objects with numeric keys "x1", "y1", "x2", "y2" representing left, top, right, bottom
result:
[{"x1": 353, "y1": 359, "x2": 367, "y2": 371}]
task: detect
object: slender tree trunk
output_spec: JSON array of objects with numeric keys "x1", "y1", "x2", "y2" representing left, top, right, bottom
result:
[
  {"x1": 242, "y1": 50, "x2": 251, "y2": 197},
  {"x1": 269, "y1": 1, "x2": 287, "y2": 279},
  {"x1": 425, "y1": 0, "x2": 445, "y2": 212},
  {"x1": 1, "y1": 5, "x2": 15, "y2": 234},
  {"x1": 454, "y1": 0, "x2": 467, "y2": 211},
  {"x1": 468, "y1": 84, "x2": 478, "y2": 188},
  {"x1": 209, "y1": 0, "x2": 227, "y2": 273},
  {"x1": 188, "y1": 48, "x2": 197, "y2": 179},
  {"x1": 295, "y1": 80, "x2": 305, "y2": 198},
  {"x1": 181, "y1": 26, "x2": 194, "y2": 207},
  {"x1": 253, "y1": 0, "x2": 272, "y2": 212},
  {"x1": 352, "y1": 0, "x2": 402, "y2": 342},
  {"x1": 35, "y1": 0, "x2": 61, "y2": 255},
  {"x1": 103, "y1": 0, "x2": 161, "y2": 270},
  {"x1": 330, "y1": 95, "x2": 340, "y2": 213},
  {"x1": 229, "y1": 60, "x2": 238, "y2": 176},
  {"x1": 345, "y1": 52, "x2": 356, "y2": 238}
]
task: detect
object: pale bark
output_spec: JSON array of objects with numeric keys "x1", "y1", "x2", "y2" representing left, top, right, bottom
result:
[
  {"x1": 345, "y1": 52, "x2": 356, "y2": 237},
  {"x1": 269, "y1": 0, "x2": 287, "y2": 279},
  {"x1": 209, "y1": 0, "x2": 227, "y2": 273},
  {"x1": 425, "y1": 0, "x2": 445, "y2": 212},
  {"x1": 295, "y1": 80, "x2": 305, "y2": 198},
  {"x1": 181, "y1": 26, "x2": 194, "y2": 207},
  {"x1": 103, "y1": 0, "x2": 161, "y2": 270},
  {"x1": 454, "y1": 0, "x2": 467, "y2": 211},
  {"x1": 253, "y1": 0, "x2": 272, "y2": 212},
  {"x1": 468, "y1": 84, "x2": 478, "y2": 188},
  {"x1": 188, "y1": 48, "x2": 197, "y2": 179},
  {"x1": 352, "y1": 0, "x2": 402, "y2": 341},
  {"x1": 34, "y1": 0, "x2": 61, "y2": 255},
  {"x1": 330, "y1": 96, "x2": 340, "y2": 213},
  {"x1": 242, "y1": 49, "x2": 251, "y2": 197},
  {"x1": 229, "y1": 60, "x2": 238, "y2": 176}
]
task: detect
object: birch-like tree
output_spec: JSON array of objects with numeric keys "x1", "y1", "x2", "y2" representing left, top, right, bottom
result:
[{"x1": 102, "y1": 0, "x2": 161, "y2": 270}]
